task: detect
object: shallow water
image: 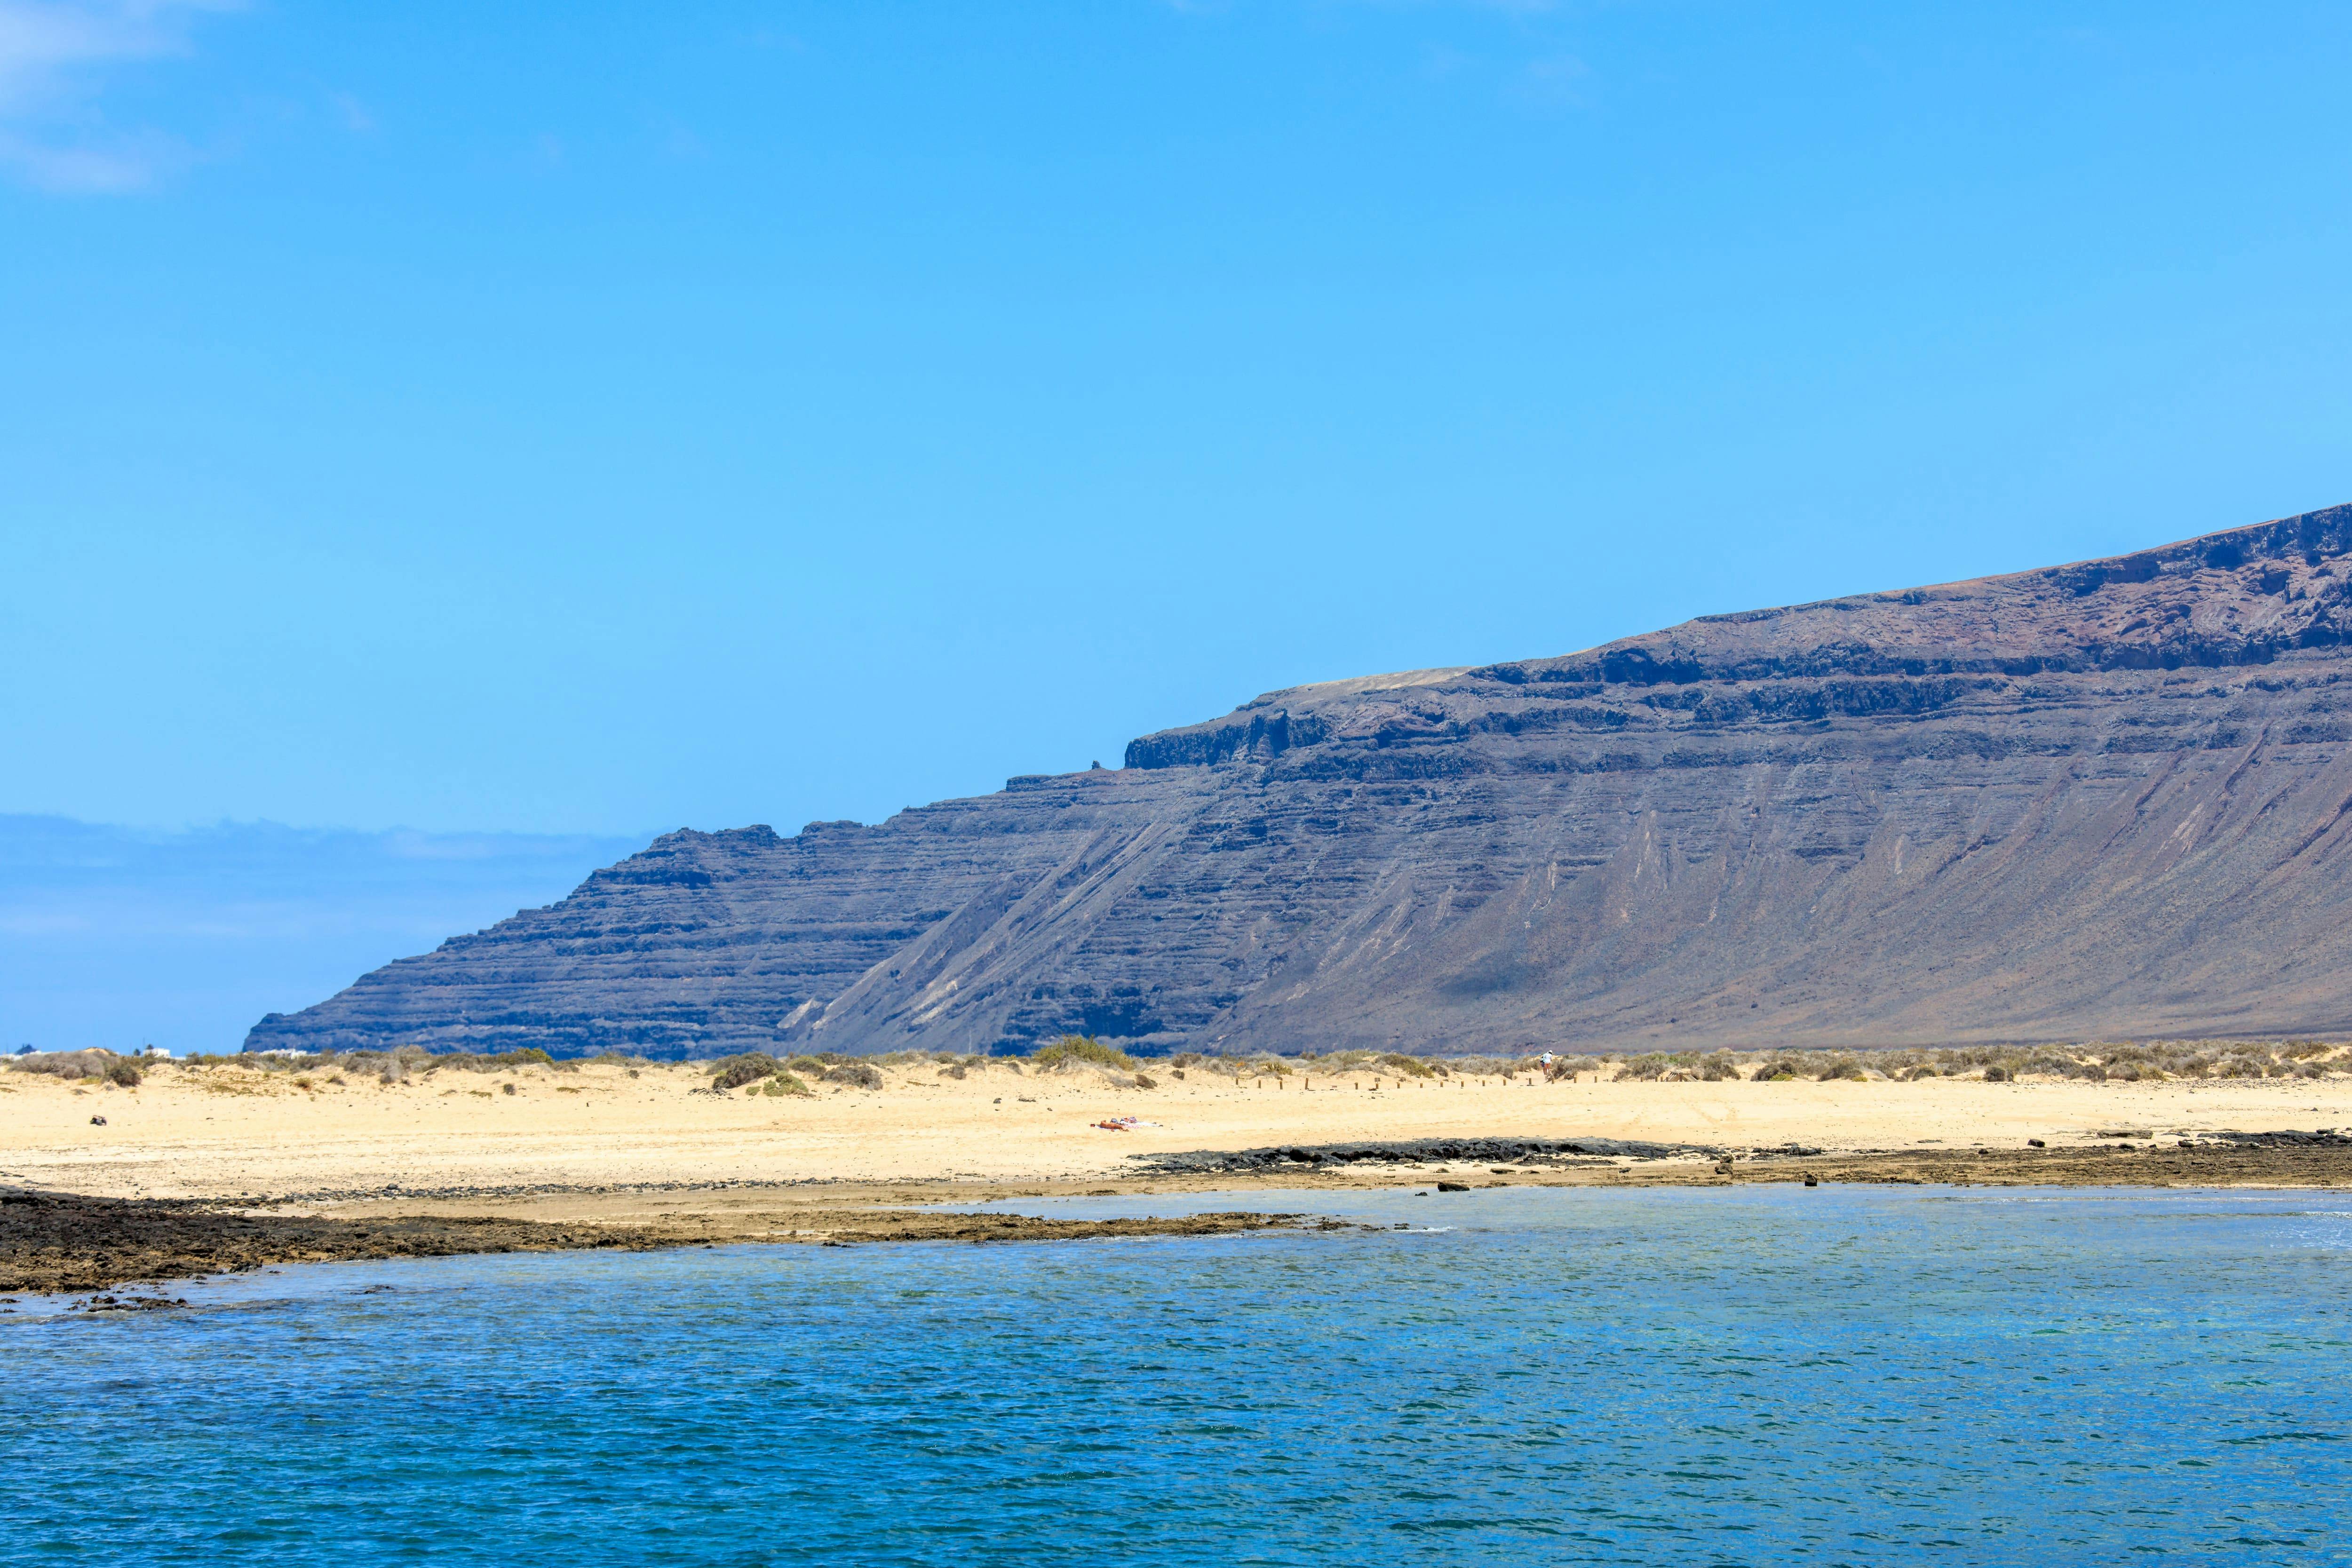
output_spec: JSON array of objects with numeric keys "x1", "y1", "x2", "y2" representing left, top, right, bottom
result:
[{"x1": 6, "y1": 1186, "x2": 2349, "y2": 1566}]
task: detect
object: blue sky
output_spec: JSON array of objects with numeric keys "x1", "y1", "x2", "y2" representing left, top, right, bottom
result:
[{"x1": 6, "y1": 0, "x2": 2351, "y2": 843}]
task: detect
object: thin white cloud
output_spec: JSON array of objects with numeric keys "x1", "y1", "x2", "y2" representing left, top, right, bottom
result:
[
  {"x1": 0, "y1": 124, "x2": 181, "y2": 188},
  {"x1": 1513, "y1": 50, "x2": 1591, "y2": 108},
  {"x1": 1311, "y1": 0, "x2": 1561, "y2": 12},
  {"x1": 1168, "y1": 0, "x2": 1558, "y2": 14},
  {"x1": 0, "y1": 0, "x2": 240, "y2": 192},
  {"x1": 328, "y1": 88, "x2": 372, "y2": 134}
]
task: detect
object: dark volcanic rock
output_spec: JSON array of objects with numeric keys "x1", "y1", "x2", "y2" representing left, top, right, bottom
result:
[
  {"x1": 2212, "y1": 1130, "x2": 2352, "y2": 1148},
  {"x1": 1136, "y1": 1138, "x2": 1700, "y2": 1174},
  {"x1": 250, "y1": 503, "x2": 2352, "y2": 1058}
]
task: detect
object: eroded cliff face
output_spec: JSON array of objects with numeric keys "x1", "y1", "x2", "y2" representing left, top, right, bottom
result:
[{"x1": 249, "y1": 503, "x2": 2352, "y2": 1058}]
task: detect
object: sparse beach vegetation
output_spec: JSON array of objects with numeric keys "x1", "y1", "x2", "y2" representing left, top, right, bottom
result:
[
  {"x1": 708, "y1": 1052, "x2": 782, "y2": 1090},
  {"x1": 10, "y1": 1037, "x2": 2345, "y2": 1103},
  {"x1": 10, "y1": 1049, "x2": 141, "y2": 1086},
  {"x1": 1030, "y1": 1035, "x2": 1136, "y2": 1071}
]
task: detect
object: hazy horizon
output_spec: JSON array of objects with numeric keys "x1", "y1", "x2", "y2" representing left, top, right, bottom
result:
[{"x1": 0, "y1": 815, "x2": 646, "y2": 1055}]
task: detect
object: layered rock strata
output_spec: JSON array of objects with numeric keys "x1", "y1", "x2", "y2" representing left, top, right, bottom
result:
[{"x1": 249, "y1": 503, "x2": 2352, "y2": 1058}]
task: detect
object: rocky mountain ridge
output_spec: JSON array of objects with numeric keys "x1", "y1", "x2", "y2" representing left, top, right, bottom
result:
[{"x1": 249, "y1": 502, "x2": 2352, "y2": 1058}]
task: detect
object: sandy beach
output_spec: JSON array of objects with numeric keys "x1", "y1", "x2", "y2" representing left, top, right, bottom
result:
[
  {"x1": 6, "y1": 1053, "x2": 2345, "y2": 1293},
  {"x1": 7, "y1": 1053, "x2": 2347, "y2": 1201}
]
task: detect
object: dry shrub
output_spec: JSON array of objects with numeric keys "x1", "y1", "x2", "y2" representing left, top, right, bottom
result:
[
  {"x1": 707, "y1": 1052, "x2": 781, "y2": 1090},
  {"x1": 1031, "y1": 1035, "x2": 1136, "y2": 1071},
  {"x1": 412, "y1": 1048, "x2": 564, "y2": 1075},
  {"x1": 13, "y1": 1050, "x2": 127, "y2": 1082},
  {"x1": 822, "y1": 1062, "x2": 884, "y2": 1090}
]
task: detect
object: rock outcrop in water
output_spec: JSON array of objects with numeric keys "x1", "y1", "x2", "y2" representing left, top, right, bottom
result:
[{"x1": 248, "y1": 503, "x2": 2352, "y2": 1058}]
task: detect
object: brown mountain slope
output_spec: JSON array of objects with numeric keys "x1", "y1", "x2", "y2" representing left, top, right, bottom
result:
[{"x1": 250, "y1": 502, "x2": 2352, "y2": 1058}]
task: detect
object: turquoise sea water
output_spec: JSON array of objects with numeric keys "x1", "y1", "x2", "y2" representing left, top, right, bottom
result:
[{"x1": 6, "y1": 1186, "x2": 2349, "y2": 1566}]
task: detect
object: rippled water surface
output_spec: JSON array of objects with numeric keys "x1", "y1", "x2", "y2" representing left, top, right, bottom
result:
[{"x1": 7, "y1": 1186, "x2": 2350, "y2": 1566}]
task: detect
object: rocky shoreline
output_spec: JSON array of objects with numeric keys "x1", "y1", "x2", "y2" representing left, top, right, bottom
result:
[
  {"x1": 6, "y1": 1128, "x2": 2346, "y2": 1299},
  {"x1": 0, "y1": 1190, "x2": 1301, "y2": 1298},
  {"x1": 1136, "y1": 1130, "x2": 2352, "y2": 1181},
  {"x1": 1143, "y1": 1132, "x2": 2352, "y2": 1194},
  {"x1": 1138, "y1": 1136, "x2": 1712, "y2": 1173}
]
